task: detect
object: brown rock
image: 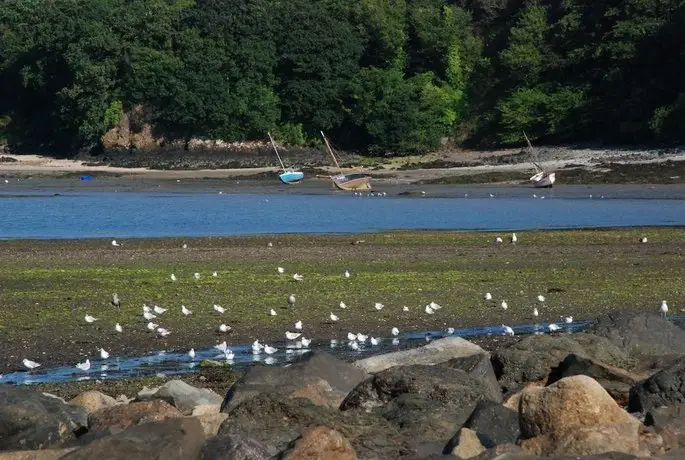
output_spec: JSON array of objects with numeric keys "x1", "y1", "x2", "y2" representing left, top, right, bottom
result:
[
  {"x1": 70, "y1": 391, "x2": 117, "y2": 414},
  {"x1": 88, "y1": 400, "x2": 182, "y2": 433},
  {"x1": 287, "y1": 379, "x2": 348, "y2": 408},
  {"x1": 503, "y1": 383, "x2": 543, "y2": 411},
  {"x1": 281, "y1": 426, "x2": 357, "y2": 460},
  {"x1": 449, "y1": 428, "x2": 486, "y2": 459},
  {"x1": 645, "y1": 404, "x2": 685, "y2": 450},
  {"x1": 192, "y1": 413, "x2": 228, "y2": 438},
  {"x1": 191, "y1": 404, "x2": 220, "y2": 416},
  {"x1": 519, "y1": 423, "x2": 646, "y2": 457},
  {"x1": 61, "y1": 418, "x2": 204, "y2": 460},
  {"x1": 0, "y1": 449, "x2": 77, "y2": 460},
  {"x1": 519, "y1": 375, "x2": 639, "y2": 439}
]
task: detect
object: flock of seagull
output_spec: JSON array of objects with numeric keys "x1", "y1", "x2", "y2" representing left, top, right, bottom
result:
[{"x1": 18, "y1": 232, "x2": 667, "y2": 374}]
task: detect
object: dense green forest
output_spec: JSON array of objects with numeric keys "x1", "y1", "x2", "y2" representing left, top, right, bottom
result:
[{"x1": 0, "y1": 0, "x2": 683, "y2": 155}]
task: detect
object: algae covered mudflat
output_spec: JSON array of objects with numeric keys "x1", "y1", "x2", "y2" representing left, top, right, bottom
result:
[{"x1": 0, "y1": 229, "x2": 684, "y2": 373}]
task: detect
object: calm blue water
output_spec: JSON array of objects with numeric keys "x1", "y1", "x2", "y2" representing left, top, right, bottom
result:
[{"x1": 1, "y1": 190, "x2": 685, "y2": 239}]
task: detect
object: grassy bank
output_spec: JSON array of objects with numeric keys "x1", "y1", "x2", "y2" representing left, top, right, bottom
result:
[{"x1": 1, "y1": 229, "x2": 684, "y2": 375}]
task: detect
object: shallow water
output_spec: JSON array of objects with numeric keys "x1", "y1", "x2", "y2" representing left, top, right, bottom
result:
[
  {"x1": 1, "y1": 319, "x2": 594, "y2": 385},
  {"x1": 1, "y1": 187, "x2": 685, "y2": 239}
]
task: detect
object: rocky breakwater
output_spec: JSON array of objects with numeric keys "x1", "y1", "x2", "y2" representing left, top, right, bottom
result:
[{"x1": 3, "y1": 311, "x2": 685, "y2": 459}]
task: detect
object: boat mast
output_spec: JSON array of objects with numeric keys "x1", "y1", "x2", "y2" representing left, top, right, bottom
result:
[
  {"x1": 320, "y1": 131, "x2": 344, "y2": 174},
  {"x1": 523, "y1": 131, "x2": 543, "y2": 174},
  {"x1": 267, "y1": 132, "x2": 286, "y2": 171}
]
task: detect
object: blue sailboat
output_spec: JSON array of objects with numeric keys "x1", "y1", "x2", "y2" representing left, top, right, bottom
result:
[{"x1": 268, "y1": 132, "x2": 304, "y2": 185}]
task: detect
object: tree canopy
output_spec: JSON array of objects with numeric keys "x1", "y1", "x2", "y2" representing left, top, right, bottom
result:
[{"x1": 1, "y1": 0, "x2": 683, "y2": 154}]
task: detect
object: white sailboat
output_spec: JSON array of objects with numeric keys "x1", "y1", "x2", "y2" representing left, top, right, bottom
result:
[{"x1": 524, "y1": 132, "x2": 555, "y2": 188}]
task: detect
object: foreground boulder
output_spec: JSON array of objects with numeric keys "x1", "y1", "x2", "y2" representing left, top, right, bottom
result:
[
  {"x1": 629, "y1": 356, "x2": 685, "y2": 412},
  {"x1": 645, "y1": 404, "x2": 685, "y2": 450},
  {"x1": 518, "y1": 376, "x2": 644, "y2": 457},
  {"x1": 444, "y1": 400, "x2": 519, "y2": 452},
  {"x1": 221, "y1": 351, "x2": 368, "y2": 413},
  {"x1": 218, "y1": 393, "x2": 409, "y2": 459},
  {"x1": 278, "y1": 426, "x2": 357, "y2": 460},
  {"x1": 61, "y1": 417, "x2": 204, "y2": 460},
  {"x1": 492, "y1": 333, "x2": 631, "y2": 391},
  {"x1": 441, "y1": 354, "x2": 500, "y2": 403},
  {"x1": 353, "y1": 337, "x2": 485, "y2": 374},
  {"x1": 69, "y1": 391, "x2": 118, "y2": 414},
  {"x1": 88, "y1": 400, "x2": 182, "y2": 433},
  {"x1": 547, "y1": 354, "x2": 645, "y2": 405},
  {"x1": 341, "y1": 364, "x2": 501, "y2": 445},
  {"x1": 136, "y1": 380, "x2": 223, "y2": 415},
  {"x1": 201, "y1": 433, "x2": 271, "y2": 460},
  {"x1": 588, "y1": 311, "x2": 685, "y2": 357},
  {"x1": 0, "y1": 385, "x2": 88, "y2": 451}
]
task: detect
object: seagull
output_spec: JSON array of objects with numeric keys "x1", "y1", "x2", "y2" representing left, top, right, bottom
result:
[
  {"x1": 374, "y1": 302, "x2": 384, "y2": 311},
  {"x1": 215, "y1": 341, "x2": 228, "y2": 353},
  {"x1": 157, "y1": 327, "x2": 171, "y2": 337},
  {"x1": 391, "y1": 327, "x2": 400, "y2": 336},
  {"x1": 292, "y1": 273, "x2": 303, "y2": 282},
  {"x1": 143, "y1": 311, "x2": 157, "y2": 320},
  {"x1": 213, "y1": 304, "x2": 225, "y2": 314},
  {"x1": 660, "y1": 300, "x2": 668, "y2": 318},
  {"x1": 76, "y1": 359, "x2": 91, "y2": 372},
  {"x1": 23, "y1": 359, "x2": 41, "y2": 370},
  {"x1": 484, "y1": 292, "x2": 493, "y2": 301},
  {"x1": 182, "y1": 244, "x2": 188, "y2": 249},
  {"x1": 153, "y1": 305, "x2": 167, "y2": 315},
  {"x1": 425, "y1": 305, "x2": 435, "y2": 315},
  {"x1": 267, "y1": 242, "x2": 273, "y2": 248},
  {"x1": 357, "y1": 333, "x2": 368, "y2": 342},
  {"x1": 447, "y1": 327, "x2": 455, "y2": 334},
  {"x1": 84, "y1": 314, "x2": 98, "y2": 323},
  {"x1": 370, "y1": 337, "x2": 380, "y2": 346},
  {"x1": 114, "y1": 323, "x2": 123, "y2": 333},
  {"x1": 537, "y1": 295, "x2": 546, "y2": 302},
  {"x1": 170, "y1": 274, "x2": 177, "y2": 281},
  {"x1": 502, "y1": 325, "x2": 515, "y2": 336},
  {"x1": 111, "y1": 293, "x2": 120, "y2": 308},
  {"x1": 269, "y1": 309, "x2": 277, "y2": 316},
  {"x1": 252, "y1": 340, "x2": 264, "y2": 354},
  {"x1": 563, "y1": 316, "x2": 573, "y2": 324},
  {"x1": 402, "y1": 306, "x2": 409, "y2": 312},
  {"x1": 212, "y1": 271, "x2": 218, "y2": 277},
  {"x1": 224, "y1": 349, "x2": 235, "y2": 360},
  {"x1": 511, "y1": 233, "x2": 518, "y2": 244},
  {"x1": 533, "y1": 307, "x2": 539, "y2": 317},
  {"x1": 193, "y1": 273, "x2": 200, "y2": 280},
  {"x1": 181, "y1": 305, "x2": 192, "y2": 315},
  {"x1": 294, "y1": 320, "x2": 302, "y2": 330},
  {"x1": 143, "y1": 304, "x2": 151, "y2": 313},
  {"x1": 287, "y1": 294, "x2": 296, "y2": 306},
  {"x1": 286, "y1": 331, "x2": 301, "y2": 340},
  {"x1": 218, "y1": 324, "x2": 231, "y2": 333},
  {"x1": 99, "y1": 348, "x2": 110, "y2": 359},
  {"x1": 301, "y1": 337, "x2": 311, "y2": 347},
  {"x1": 489, "y1": 193, "x2": 495, "y2": 198},
  {"x1": 640, "y1": 237, "x2": 648, "y2": 243},
  {"x1": 347, "y1": 332, "x2": 357, "y2": 341},
  {"x1": 429, "y1": 301, "x2": 442, "y2": 310},
  {"x1": 330, "y1": 313, "x2": 339, "y2": 322},
  {"x1": 344, "y1": 270, "x2": 351, "y2": 279},
  {"x1": 264, "y1": 344, "x2": 277, "y2": 355},
  {"x1": 501, "y1": 301, "x2": 508, "y2": 311},
  {"x1": 147, "y1": 322, "x2": 158, "y2": 331},
  {"x1": 548, "y1": 323, "x2": 561, "y2": 332},
  {"x1": 277, "y1": 267, "x2": 285, "y2": 274},
  {"x1": 188, "y1": 348, "x2": 195, "y2": 359},
  {"x1": 339, "y1": 301, "x2": 347, "y2": 309},
  {"x1": 495, "y1": 237, "x2": 503, "y2": 243},
  {"x1": 111, "y1": 240, "x2": 121, "y2": 247},
  {"x1": 349, "y1": 341, "x2": 360, "y2": 350}
]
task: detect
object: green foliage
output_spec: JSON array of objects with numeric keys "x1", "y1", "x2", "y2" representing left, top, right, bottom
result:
[{"x1": 273, "y1": 123, "x2": 307, "y2": 147}]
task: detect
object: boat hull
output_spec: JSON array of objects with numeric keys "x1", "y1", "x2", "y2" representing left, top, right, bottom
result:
[
  {"x1": 279, "y1": 171, "x2": 304, "y2": 184},
  {"x1": 530, "y1": 172, "x2": 555, "y2": 188},
  {"x1": 332, "y1": 173, "x2": 372, "y2": 191}
]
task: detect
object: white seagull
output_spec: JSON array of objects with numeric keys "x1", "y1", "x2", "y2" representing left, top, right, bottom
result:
[
  {"x1": 214, "y1": 341, "x2": 228, "y2": 353},
  {"x1": 501, "y1": 301, "x2": 508, "y2": 311},
  {"x1": 357, "y1": 333, "x2": 368, "y2": 343},
  {"x1": 563, "y1": 316, "x2": 573, "y2": 324},
  {"x1": 339, "y1": 301, "x2": 347, "y2": 309},
  {"x1": 181, "y1": 305, "x2": 192, "y2": 316},
  {"x1": 495, "y1": 237, "x2": 503, "y2": 244},
  {"x1": 212, "y1": 271, "x2": 218, "y2": 277},
  {"x1": 111, "y1": 240, "x2": 121, "y2": 247},
  {"x1": 157, "y1": 327, "x2": 171, "y2": 337},
  {"x1": 484, "y1": 293, "x2": 493, "y2": 301},
  {"x1": 84, "y1": 314, "x2": 98, "y2": 323},
  {"x1": 537, "y1": 295, "x2": 546, "y2": 302},
  {"x1": 153, "y1": 305, "x2": 167, "y2": 315},
  {"x1": 170, "y1": 274, "x2": 177, "y2": 282},
  {"x1": 269, "y1": 309, "x2": 277, "y2": 316},
  {"x1": 347, "y1": 332, "x2": 357, "y2": 341},
  {"x1": 329, "y1": 313, "x2": 339, "y2": 322},
  {"x1": 349, "y1": 341, "x2": 360, "y2": 350},
  {"x1": 641, "y1": 237, "x2": 648, "y2": 243},
  {"x1": 218, "y1": 324, "x2": 231, "y2": 333},
  {"x1": 370, "y1": 337, "x2": 380, "y2": 346},
  {"x1": 147, "y1": 322, "x2": 159, "y2": 331},
  {"x1": 286, "y1": 331, "x2": 301, "y2": 340},
  {"x1": 660, "y1": 300, "x2": 669, "y2": 318},
  {"x1": 277, "y1": 267, "x2": 285, "y2": 274},
  {"x1": 425, "y1": 305, "x2": 435, "y2": 315},
  {"x1": 374, "y1": 302, "x2": 384, "y2": 311},
  {"x1": 391, "y1": 327, "x2": 400, "y2": 336},
  {"x1": 99, "y1": 348, "x2": 110, "y2": 359},
  {"x1": 511, "y1": 233, "x2": 518, "y2": 244},
  {"x1": 213, "y1": 304, "x2": 225, "y2": 314},
  {"x1": 533, "y1": 307, "x2": 539, "y2": 317},
  {"x1": 115, "y1": 323, "x2": 123, "y2": 333},
  {"x1": 294, "y1": 320, "x2": 303, "y2": 330},
  {"x1": 429, "y1": 301, "x2": 442, "y2": 310},
  {"x1": 264, "y1": 344, "x2": 277, "y2": 355},
  {"x1": 301, "y1": 337, "x2": 311, "y2": 347},
  {"x1": 189, "y1": 348, "x2": 195, "y2": 359},
  {"x1": 287, "y1": 294, "x2": 296, "y2": 306},
  {"x1": 344, "y1": 270, "x2": 351, "y2": 278},
  {"x1": 402, "y1": 306, "x2": 409, "y2": 312},
  {"x1": 193, "y1": 273, "x2": 200, "y2": 280},
  {"x1": 76, "y1": 359, "x2": 91, "y2": 372},
  {"x1": 502, "y1": 325, "x2": 515, "y2": 336},
  {"x1": 111, "y1": 293, "x2": 120, "y2": 308},
  {"x1": 143, "y1": 304, "x2": 151, "y2": 313},
  {"x1": 143, "y1": 311, "x2": 157, "y2": 321},
  {"x1": 23, "y1": 359, "x2": 41, "y2": 370},
  {"x1": 447, "y1": 327, "x2": 455, "y2": 334},
  {"x1": 548, "y1": 323, "x2": 561, "y2": 332},
  {"x1": 293, "y1": 273, "x2": 303, "y2": 282}
]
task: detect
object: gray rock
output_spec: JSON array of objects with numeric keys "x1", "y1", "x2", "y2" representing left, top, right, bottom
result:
[
  {"x1": 341, "y1": 364, "x2": 500, "y2": 446},
  {"x1": 218, "y1": 392, "x2": 410, "y2": 460},
  {"x1": 137, "y1": 380, "x2": 223, "y2": 415},
  {"x1": 629, "y1": 356, "x2": 685, "y2": 412},
  {"x1": 61, "y1": 417, "x2": 204, "y2": 460},
  {"x1": 492, "y1": 333, "x2": 631, "y2": 391},
  {"x1": 446, "y1": 400, "x2": 519, "y2": 450},
  {"x1": 354, "y1": 337, "x2": 485, "y2": 374},
  {"x1": 201, "y1": 433, "x2": 271, "y2": 460},
  {"x1": 0, "y1": 384, "x2": 88, "y2": 451},
  {"x1": 221, "y1": 351, "x2": 367, "y2": 413},
  {"x1": 588, "y1": 311, "x2": 685, "y2": 357},
  {"x1": 440, "y1": 353, "x2": 500, "y2": 403}
]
